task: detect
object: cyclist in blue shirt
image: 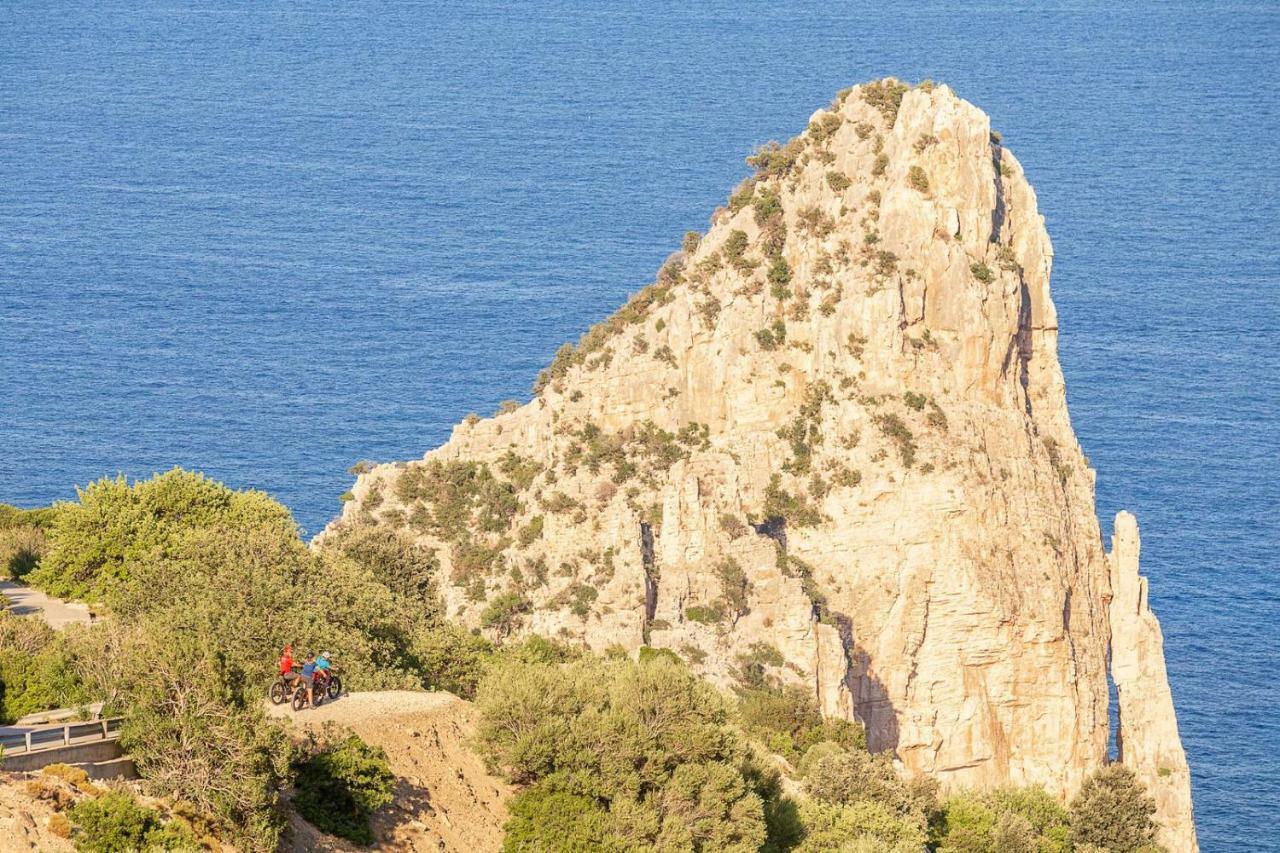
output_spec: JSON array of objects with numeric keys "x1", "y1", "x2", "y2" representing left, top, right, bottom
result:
[{"x1": 299, "y1": 653, "x2": 318, "y2": 704}]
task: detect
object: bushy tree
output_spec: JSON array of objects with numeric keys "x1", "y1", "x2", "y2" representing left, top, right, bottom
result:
[
  {"x1": 1068, "y1": 764, "x2": 1160, "y2": 852},
  {"x1": 801, "y1": 746, "x2": 935, "y2": 833},
  {"x1": 794, "y1": 799, "x2": 926, "y2": 852},
  {"x1": 83, "y1": 616, "x2": 291, "y2": 852},
  {"x1": 475, "y1": 655, "x2": 772, "y2": 850},
  {"x1": 502, "y1": 784, "x2": 612, "y2": 851},
  {"x1": 736, "y1": 684, "x2": 865, "y2": 761},
  {"x1": 28, "y1": 468, "x2": 296, "y2": 602},
  {"x1": 318, "y1": 522, "x2": 440, "y2": 613},
  {"x1": 0, "y1": 524, "x2": 47, "y2": 580},
  {"x1": 932, "y1": 785, "x2": 1070, "y2": 853},
  {"x1": 293, "y1": 732, "x2": 396, "y2": 846},
  {"x1": 410, "y1": 622, "x2": 493, "y2": 699}
]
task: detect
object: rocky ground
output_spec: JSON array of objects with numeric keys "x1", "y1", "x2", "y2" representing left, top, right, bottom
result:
[{"x1": 0, "y1": 773, "x2": 75, "y2": 852}]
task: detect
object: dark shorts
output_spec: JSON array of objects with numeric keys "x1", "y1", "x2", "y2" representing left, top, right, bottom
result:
[{"x1": 300, "y1": 674, "x2": 314, "y2": 686}]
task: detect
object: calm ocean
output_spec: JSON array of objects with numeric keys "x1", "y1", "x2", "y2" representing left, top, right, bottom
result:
[{"x1": 2, "y1": 2, "x2": 1276, "y2": 847}]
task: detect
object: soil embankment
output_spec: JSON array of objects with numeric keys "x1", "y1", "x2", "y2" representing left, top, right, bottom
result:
[{"x1": 270, "y1": 691, "x2": 511, "y2": 852}]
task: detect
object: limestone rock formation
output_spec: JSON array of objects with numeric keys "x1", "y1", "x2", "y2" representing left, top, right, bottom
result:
[
  {"x1": 1108, "y1": 512, "x2": 1197, "y2": 851},
  {"x1": 326, "y1": 80, "x2": 1196, "y2": 846}
]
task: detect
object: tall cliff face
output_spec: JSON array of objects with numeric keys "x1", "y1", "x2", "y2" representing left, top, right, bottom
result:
[{"x1": 327, "y1": 81, "x2": 1195, "y2": 849}]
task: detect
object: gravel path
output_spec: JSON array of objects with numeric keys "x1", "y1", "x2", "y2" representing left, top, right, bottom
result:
[
  {"x1": 265, "y1": 689, "x2": 460, "y2": 723},
  {"x1": 0, "y1": 581, "x2": 93, "y2": 629}
]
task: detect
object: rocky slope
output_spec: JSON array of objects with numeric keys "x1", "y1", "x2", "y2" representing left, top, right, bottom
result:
[
  {"x1": 272, "y1": 692, "x2": 510, "y2": 852},
  {"x1": 327, "y1": 80, "x2": 1196, "y2": 850}
]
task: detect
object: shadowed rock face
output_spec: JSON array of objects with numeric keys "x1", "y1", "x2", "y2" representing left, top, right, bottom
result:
[{"x1": 326, "y1": 80, "x2": 1195, "y2": 848}]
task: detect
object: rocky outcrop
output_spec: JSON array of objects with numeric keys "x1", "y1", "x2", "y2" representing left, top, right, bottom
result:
[
  {"x1": 326, "y1": 80, "x2": 1195, "y2": 844},
  {"x1": 1108, "y1": 512, "x2": 1197, "y2": 851}
]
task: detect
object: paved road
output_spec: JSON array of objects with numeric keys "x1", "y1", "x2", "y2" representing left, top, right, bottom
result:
[{"x1": 0, "y1": 581, "x2": 93, "y2": 629}]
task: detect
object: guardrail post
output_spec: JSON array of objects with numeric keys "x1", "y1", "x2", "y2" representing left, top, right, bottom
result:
[
  {"x1": 102, "y1": 720, "x2": 108, "y2": 738},
  {"x1": 63, "y1": 725, "x2": 70, "y2": 746},
  {"x1": 25, "y1": 732, "x2": 32, "y2": 752}
]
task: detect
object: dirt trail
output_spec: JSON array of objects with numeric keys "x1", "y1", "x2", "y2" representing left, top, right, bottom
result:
[
  {"x1": 0, "y1": 582, "x2": 92, "y2": 630},
  {"x1": 270, "y1": 691, "x2": 511, "y2": 852}
]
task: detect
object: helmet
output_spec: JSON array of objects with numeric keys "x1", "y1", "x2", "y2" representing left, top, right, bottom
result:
[{"x1": 320, "y1": 651, "x2": 331, "y2": 659}]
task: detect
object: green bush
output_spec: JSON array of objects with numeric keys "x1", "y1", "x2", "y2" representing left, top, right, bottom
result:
[
  {"x1": 474, "y1": 656, "x2": 776, "y2": 850},
  {"x1": 876, "y1": 414, "x2": 917, "y2": 468},
  {"x1": 861, "y1": 79, "x2": 910, "y2": 124},
  {"x1": 753, "y1": 187, "x2": 783, "y2": 224},
  {"x1": 970, "y1": 262, "x2": 995, "y2": 283},
  {"x1": 826, "y1": 171, "x2": 852, "y2": 192},
  {"x1": 293, "y1": 733, "x2": 396, "y2": 846},
  {"x1": 907, "y1": 165, "x2": 930, "y2": 193},
  {"x1": 747, "y1": 139, "x2": 803, "y2": 179},
  {"x1": 808, "y1": 113, "x2": 843, "y2": 143},
  {"x1": 517, "y1": 515, "x2": 544, "y2": 546},
  {"x1": 933, "y1": 785, "x2": 1069, "y2": 852},
  {"x1": 724, "y1": 228, "x2": 751, "y2": 264},
  {"x1": 795, "y1": 798, "x2": 926, "y2": 852},
  {"x1": 685, "y1": 603, "x2": 726, "y2": 625},
  {"x1": 736, "y1": 685, "x2": 865, "y2": 761},
  {"x1": 98, "y1": 618, "x2": 292, "y2": 851},
  {"x1": 715, "y1": 558, "x2": 750, "y2": 617},
  {"x1": 503, "y1": 784, "x2": 612, "y2": 852},
  {"x1": 755, "y1": 321, "x2": 787, "y2": 351},
  {"x1": 67, "y1": 790, "x2": 197, "y2": 853},
  {"x1": 480, "y1": 591, "x2": 530, "y2": 638},
  {"x1": 320, "y1": 522, "x2": 439, "y2": 611},
  {"x1": 0, "y1": 612, "x2": 86, "y2": 723},
  {"x1": 412, "y1": 624, "x2": 494, "y2": 699},
  {"x1": 1068, "y1": 764, "x2": 1159, "y2": 851},
  {"x1": 768, "y1": 256, "x2": 793, "y2": 299},
  {"x1": 762, "y1": 474, "x2": 825, "y2": 527},
  {"x1": 27, "y1": 468, "x2": 297, "y2": 603}
]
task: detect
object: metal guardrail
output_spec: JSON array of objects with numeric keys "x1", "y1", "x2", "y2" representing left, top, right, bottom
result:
[{"x1": 0, "y1": 717, "x2": 123, "y2": 755}]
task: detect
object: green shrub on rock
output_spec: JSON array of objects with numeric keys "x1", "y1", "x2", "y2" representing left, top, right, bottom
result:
[{"x1": 67, "y1": 790, "x2": 198, "y2": 853}]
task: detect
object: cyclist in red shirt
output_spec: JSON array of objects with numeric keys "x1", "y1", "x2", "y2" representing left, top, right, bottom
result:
[{"x1": 279, "y1": 644, "x2": 296, "y2": 680}]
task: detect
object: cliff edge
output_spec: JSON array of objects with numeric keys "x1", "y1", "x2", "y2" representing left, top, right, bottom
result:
[{"x1": 327, "y1": 81, "x2": 1196, "y2": 850}]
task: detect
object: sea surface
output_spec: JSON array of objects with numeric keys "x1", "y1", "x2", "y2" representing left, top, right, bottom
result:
[{"x1": 1, "y1": 2, "x2": 1276, "y2": 847}]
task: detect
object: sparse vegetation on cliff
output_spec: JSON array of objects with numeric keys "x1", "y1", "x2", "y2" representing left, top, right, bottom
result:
[
  {"x1": 861, "y1": 79, "x2": 910, "y2": 124},
  {"x1": 876, "y1": 413, "x2": 917, "y2": 468}
]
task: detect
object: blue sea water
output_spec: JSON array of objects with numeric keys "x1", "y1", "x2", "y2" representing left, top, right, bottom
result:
[{"x1": 1, "y1": 2, "x2": 1276, "y2": 846}]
